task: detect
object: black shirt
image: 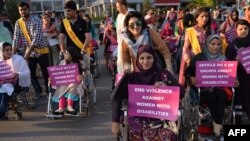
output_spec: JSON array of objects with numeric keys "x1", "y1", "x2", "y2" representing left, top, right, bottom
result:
[{"x1": 60, "y1": 17, "x2": 90, "y2": 51}]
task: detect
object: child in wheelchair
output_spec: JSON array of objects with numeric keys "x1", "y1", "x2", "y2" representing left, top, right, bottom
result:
[
  {"x1": 50, "y1": 47, "x2": 84, "y2": 114},
  {"x1": 111, "y1": 45, "x2": 184, "y2": 141},
  {"x1": 0, "y1": 42, "x2": 31, "y2": 119}
]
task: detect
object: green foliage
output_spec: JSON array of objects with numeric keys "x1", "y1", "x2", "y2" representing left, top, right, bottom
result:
[
  {"x1": 4, "y1": 0, "x2": 22, "y2": 25},
  {"x1": 142, "y1": 0, "x2": 152, "y2": 13},
  {"x1": 92, "y1": 16, "x2": 105, "y2": 22},
  {"x1": 187, "y1": 0, "x2": 219, "y2": 9}
]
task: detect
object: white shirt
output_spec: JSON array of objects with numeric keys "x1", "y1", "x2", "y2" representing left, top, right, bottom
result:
[
  {"x1": 116, "y1": 8, "x2": 134, "y2": 73},
  {"x1": 0, "y1": 54, "x2": 31, "y2": 96}
]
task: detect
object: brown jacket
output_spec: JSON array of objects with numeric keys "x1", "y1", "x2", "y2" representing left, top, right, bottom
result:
[{"x1": 122, "y1": 28, "x2": 173, "y2": 73}]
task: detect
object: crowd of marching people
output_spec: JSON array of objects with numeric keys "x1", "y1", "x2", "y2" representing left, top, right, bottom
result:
[
  {"x1": 110, "y1": 0, "x2": 250, "y2": 140},
  {"x1": 0, "y1": 0, "x2": 250, "y2": 140}
]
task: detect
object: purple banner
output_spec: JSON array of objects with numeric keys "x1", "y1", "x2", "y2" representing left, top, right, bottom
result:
[
  {"x1": 0, "y1": 61, "x2": 14, "y2": 80},
  {"x1": 196, "y1": 61, "x2": 237, "y2": 87},
  {"x1": 47, "y1": 64, "x2": 79, "y2": 86},
  {"x1": 109, "y1": 45, "x2": 117, "y2": 52},
  {"x1": 237, "y1": 47, "x2": 250, "y2": 74},
  {"x1": 128, "y1": 84, "x2": 180, "y2": 121}
]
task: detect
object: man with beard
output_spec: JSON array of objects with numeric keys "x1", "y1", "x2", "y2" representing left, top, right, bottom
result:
[
  {"x1": 59, "y1": 0, "x2": 91, "y2": 69},
  {"x1": 115, "y1": 0, "x2": 134, "y2": 73},
  {"x1": 12, "y1": 1, "x2": 50, "y2": 95}
]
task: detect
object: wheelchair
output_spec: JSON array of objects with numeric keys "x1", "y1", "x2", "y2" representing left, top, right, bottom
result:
[
  {"x1": 90, "y1": 41, "x2": 101, "y2": 78},
  {"x1": 180, "y1": 87, "x2": 236, "y2": 141},
  {"x1": 106, "y1": 45, "x2": 117, "y2": 73},
  {"x1": 116, "y1": 99, "x2": 181, "y2": 141},
  {"x1": 111, "y1": 48, "x2": 118, "y2": 91},
  {"x1": 0, "y1": 84, "x2": 38, "y2": 120},
  {"x1": 46, "y1": 70, "x2": 96, "y2": 119}
]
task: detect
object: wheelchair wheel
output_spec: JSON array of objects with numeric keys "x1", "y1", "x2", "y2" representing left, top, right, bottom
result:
[
  {"x1": 119, "y1": 106, "x2": 128, "y2": 141},
  {"x1": 224, "y1": 107, "x2": 235, "y2": 125},
  {"x1": 94, "y1": 51, "x2": 101, "y2": 78},
  {"x1": 21, "y1": 86, "x2": 39, "y2": 110},
  {"x1": 177, "y1": 110, "x2": 185, "y2": 141},
  {"x1": 120, "y1": 123, "x2": 128, "y2": 141}
]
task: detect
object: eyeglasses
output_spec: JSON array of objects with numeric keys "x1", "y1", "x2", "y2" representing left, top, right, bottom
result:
[{"x1": 128, "y1": 20, "x2": 142, "y2": 29}]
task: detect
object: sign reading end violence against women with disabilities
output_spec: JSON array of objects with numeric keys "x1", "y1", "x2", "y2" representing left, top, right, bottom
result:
[
  {"x1": 47, "y1": 64, "x2": 79, "y2": 86},
  {"x1": 128, "y1": 84, "x2": 180, "y2": 121},
  {"x1": 196, "y1": 61, "x2": 237, "y2": 87},
  {"x1": 0, "y1": 61, "x2": 14, "y2": 80},
  {"x1": 237, "y1": 47, "x2": 250, "y2": 74}
]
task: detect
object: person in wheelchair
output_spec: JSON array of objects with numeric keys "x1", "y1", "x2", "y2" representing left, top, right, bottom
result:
[
  {"x1": 0, "y1": 42, "x2": 31, "y2": 119},
  {"x1": 52, "y1": 47, "x2": 84, "y2": 114},
  {"x1": 185, "y1": 35, "x2": 239, "y2": 137},
  {"x1": 111, "y1": 45, "x2": 184, "y2": 141}
]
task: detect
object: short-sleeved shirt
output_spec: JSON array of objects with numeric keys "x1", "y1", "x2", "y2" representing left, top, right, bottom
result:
[{"x1": 60, "y1": 17, "x2": 90, "y2": 51}]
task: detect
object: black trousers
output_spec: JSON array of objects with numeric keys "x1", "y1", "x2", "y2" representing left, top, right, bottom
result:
[
  {"x1": 0, "y1": 93, "x2": 8, "y2": 119},
  {"x1": 28, "y1": 54, "x2": 49, "y2": 94},
  {"x1": 201, "y1": 88, "x2": 227, "y2": 124}
]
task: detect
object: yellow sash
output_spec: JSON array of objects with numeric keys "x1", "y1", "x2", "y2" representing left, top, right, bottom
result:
[
  {"x1": 221, "y1": 37, "x2": 228, "y2": 55},
  {"x1": 63, "y1": 19, "x2": 90, "y2": 54},
  {"x1": 186, "y1": 27, "x2": 202, "y2": 55},
  {"x1": 18, "y1": 18, "x2": 49, "y2": 54}
]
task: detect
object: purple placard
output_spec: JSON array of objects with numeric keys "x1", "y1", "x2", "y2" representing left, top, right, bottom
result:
[
  {"x1": 196, "y1": 61, "x2": 237, "y2": 87},
  {"x1": 47, "y1": 64, "x2": 79, "y2": 86},
  {"x1": 237, "y1": 47, "x2": 250, "y2": 74},
  {"x1": 0, "y1": 61, "x2": 14, "y2": 80},
  {"x1": 109, "y1": 45, "x2": 117, "y2": 52},
  {"x1": 128, "y1": 84, "x2": 180, "y2": 121}
]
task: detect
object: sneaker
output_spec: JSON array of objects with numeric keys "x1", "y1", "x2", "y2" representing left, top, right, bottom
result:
[
  {"x1": 55, "y1": 108, "x2": 64, "y2": 113},
  {"x1": 67, "y1": 106, "x2": 75, "y2": 112}
]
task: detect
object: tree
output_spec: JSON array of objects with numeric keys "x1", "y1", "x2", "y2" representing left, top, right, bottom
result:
[
  {"x1": 4, "y1": 0, "x2": 22, "y2": 25},
  {"x1": 142, "y1": 0, "x2": 152, "y2": 14},
  {"x1": 187, "y1": 0, "x2": 220, "y2": 9}
]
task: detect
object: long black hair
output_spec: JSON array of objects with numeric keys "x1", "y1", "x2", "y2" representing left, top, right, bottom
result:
[
  {"x1": 65, "y1": 47, "x2": 81, "y2": 63},
  {"x1": 194, "y1": 7, "x2": 212, "y2": 36},
  {"x1": 65, "y1": 47, "x2": 83, "y2": 73}
]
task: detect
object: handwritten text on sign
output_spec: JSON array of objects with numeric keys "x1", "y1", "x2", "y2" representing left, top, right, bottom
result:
[
  {"x1": 238, "y1": 47, "x2": 250, "y2": 74},
  {"x1": 196, "y1": 61, "x2": 237, "y2": 87},
  {"x1": 128, "y1": 84, "x2": 180, "y2": 121},
  {"x1": 0, "y1": 61, "x2": 14, "y2": 80},
  {"x1": 47, "y1": 64, "x2": 79, "y2": 86}
]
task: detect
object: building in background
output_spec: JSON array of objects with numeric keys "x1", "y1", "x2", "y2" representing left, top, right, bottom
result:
[
  {"x1": 12, "y1": 0, "x2": 236, "y2": 18},
  {"x1": 89, "y1": 0, "x2": 148, "y2": 18},
  {"x1": 30, "y1": 0, "x2": 64, "y2": 14}
]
